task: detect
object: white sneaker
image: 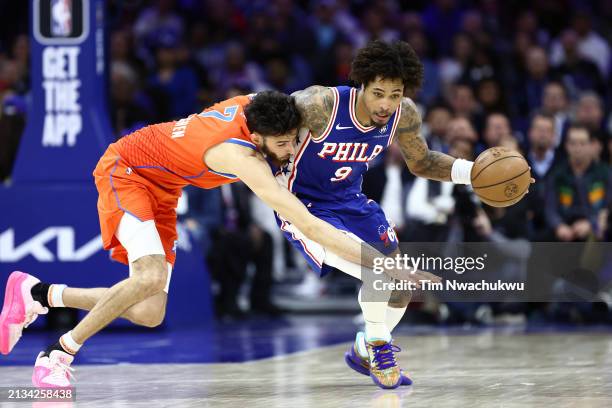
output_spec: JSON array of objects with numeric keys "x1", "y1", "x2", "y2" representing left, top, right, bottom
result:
[{"x1": 32, "y1": 350, "x2": 75, "y2": 388}]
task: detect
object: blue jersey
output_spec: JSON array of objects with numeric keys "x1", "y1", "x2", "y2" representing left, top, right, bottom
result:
[{"x1": 276, "y1": 86, "x2": 402, "y2": 203}]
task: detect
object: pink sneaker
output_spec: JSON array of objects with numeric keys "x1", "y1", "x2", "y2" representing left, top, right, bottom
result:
[
  {"x1": 0, "y1": 271, "x2": 49, "y2": 355},
  {"x1": 32, "y1": 350, "x2": 75, "y2": 388}
]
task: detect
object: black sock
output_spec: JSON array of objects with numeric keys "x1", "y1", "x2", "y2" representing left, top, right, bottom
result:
[
  {"x1": 31, "y1": 283, "x2": 51, "y2": 308},
  {"x1": 43, "y1": 341, "x2": 74, "y2": 357}
]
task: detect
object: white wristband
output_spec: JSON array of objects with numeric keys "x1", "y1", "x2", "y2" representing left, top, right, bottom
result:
[{"x1": 451, "y1": 159, "x2": 474, "y2": 185}]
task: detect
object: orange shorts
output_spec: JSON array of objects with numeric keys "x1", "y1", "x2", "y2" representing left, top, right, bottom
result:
[{"x1": 93, "y1": 145, "x2": 180, "y2": 266}]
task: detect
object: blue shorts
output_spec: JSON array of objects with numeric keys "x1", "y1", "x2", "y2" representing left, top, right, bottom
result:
[{"x1": 275, "y1": 195, "x2": 398, "y2": 276}]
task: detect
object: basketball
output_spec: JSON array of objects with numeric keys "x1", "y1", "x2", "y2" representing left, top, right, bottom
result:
[{"x1": 470, "y1": 147, "x2": 531, "y2": 207}]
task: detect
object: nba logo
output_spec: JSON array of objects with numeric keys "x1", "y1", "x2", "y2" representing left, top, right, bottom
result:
[{"x1": 51, "y1": 0, "x2": 72, "y2": 37}]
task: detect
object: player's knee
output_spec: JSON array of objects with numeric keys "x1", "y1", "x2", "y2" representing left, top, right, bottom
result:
[
  {"x1": 131, "y1": 255, "x2": 168, "y2": 296},
  {"x1": 130, "y1": 306, "x2": 166, "y2": 328},
  {"x1": 128, "y1": 296, "x2": 167, "y2": 328},
  {"x1": 137, "y1": 273, "x2": 167, "y2": 296},
  {"x1": 388, "y1": 288, "x2": 412, "y2": 308},
  {"x1": 137, "y1": 307, "x2": 166, "y2": 328}
]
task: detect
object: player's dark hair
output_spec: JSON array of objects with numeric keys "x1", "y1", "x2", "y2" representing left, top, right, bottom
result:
[
  {"x1": 349, "y1": 40, "x2": 424, "y2": 92},
  {"x1": 244, "y1": 91, "x2": 301, "y2": 136}
]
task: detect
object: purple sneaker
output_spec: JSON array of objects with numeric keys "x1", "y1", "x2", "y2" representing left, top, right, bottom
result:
[
  {"x1": 344, "y1": 332, "x2": 413, "y2": 386},
  {"x1": 366, "y1": 340, "x2": 401, "y2": 389},
  {"x1": 344, "y1": 341, "x2": 370, "y2": 376}
]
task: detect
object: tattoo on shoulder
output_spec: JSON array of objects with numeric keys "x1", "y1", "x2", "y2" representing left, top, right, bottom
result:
[
  {"x1": 396, "y1": 97, "x2": 422, "y2": 135},
  {"x1": 292, "y1": 86, "x2": 334, "y2": 137}
]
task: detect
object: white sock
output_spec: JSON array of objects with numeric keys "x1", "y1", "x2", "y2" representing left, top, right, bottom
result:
[
  {"x1": 324, "y1": 240, "x2": 395, "y2": 343},
  {"x1": 355, "y1": 331, "x2": 368, "y2": 358},
  {"x1": 59, "y1": 331, "x2": 82, "y2": 355},
  {"x1": 358, "y1": 288, "x2": 391, "y2": 342},
  {"x1": 386, "y1": 306, "x2": 407, "y2": 332},
  {"x1": 49, "y1": 284, "x2": 67, "y2": 308}
]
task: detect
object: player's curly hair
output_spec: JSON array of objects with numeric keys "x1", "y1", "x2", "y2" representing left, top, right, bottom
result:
[
  {"x1": 349, "y1": 40, "x2": 424, "y2": 92},
  {"x1": 244, "y1": 91, "x2": 301, "y2": 136}
]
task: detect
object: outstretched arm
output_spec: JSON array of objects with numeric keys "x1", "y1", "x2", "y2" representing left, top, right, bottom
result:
[
  {"x1": 204, "y1": 143, "x2": 427, "y2": 281},
  {"x1": 204, "y1": 143, "x2": 370, "y2": 265},
  {"x1": 395, "y1": 98, "x2": 467, "y2": 182},
  {"x1": 226, "y1": 152, "x2": 373, "y2": 266}
]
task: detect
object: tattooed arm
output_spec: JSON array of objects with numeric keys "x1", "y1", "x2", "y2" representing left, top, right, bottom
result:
[
  {"x1": 395, "y1": 98, "x2": 458, "y2": 182},
  {"x1": 291, "y1": 86, "x2": 335, "y2": 138}
]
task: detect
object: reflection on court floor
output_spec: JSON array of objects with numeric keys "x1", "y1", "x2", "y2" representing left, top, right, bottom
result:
[{"x1": 1, "y1": 317, "x2": 612, "y2": 407}]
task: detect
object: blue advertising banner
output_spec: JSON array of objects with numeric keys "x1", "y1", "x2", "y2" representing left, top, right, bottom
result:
[
  {"x1": 12, "y1": 0, "x2": 114, "y2": 183},
  {"x1": 0, "y1": 185, "x2": 214, "y2": 327},
  {"x1": 0, "y1": 0, "x2": 213, "y2": 328}
]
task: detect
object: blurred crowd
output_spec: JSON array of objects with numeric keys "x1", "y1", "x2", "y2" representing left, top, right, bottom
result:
[{"x1": 1, "y1": 0, "x2": 612, "y2": 323}]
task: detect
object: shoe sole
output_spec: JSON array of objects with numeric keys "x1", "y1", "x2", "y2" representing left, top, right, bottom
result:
[
  {"x1": 0, "y1": 272, "x2": 28, "y2": 355},
  {"x1": 370, "y1": 372, "x2": 402, "y2": 389},
  {"x1": 32, "y1": 373, "x2": 73, "y2": 389}
]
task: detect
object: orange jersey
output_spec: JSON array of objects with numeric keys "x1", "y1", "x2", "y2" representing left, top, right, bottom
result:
[
  {"x1": 93, "y1": 95, "x2": 257, "y2": 265},
  {"x1": 112, "y1": 94, "x2": 255, "y2": 190}
]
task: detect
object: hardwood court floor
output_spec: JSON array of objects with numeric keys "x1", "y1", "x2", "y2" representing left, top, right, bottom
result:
[{"x1": 1, "y1": 332, "x2": 611, "y2": 407}]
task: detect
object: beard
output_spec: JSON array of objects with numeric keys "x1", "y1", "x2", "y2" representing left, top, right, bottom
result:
[{"x1": 261, "y1": 142, "x2": 290, "y2": 167}]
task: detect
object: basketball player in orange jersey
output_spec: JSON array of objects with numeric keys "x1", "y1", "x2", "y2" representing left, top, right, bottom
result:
[
  {"x1": 275, "y1": 41, "x2": 533, "y2": 389},
  {"x1": 0, "y1": 91, "x2": 435, "y2": 388}
]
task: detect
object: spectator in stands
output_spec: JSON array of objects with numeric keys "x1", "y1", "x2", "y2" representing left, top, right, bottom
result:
[
  {"x1": 550, "y1": 12, "x2": 610, "y2": 79},
  {"x1": 526, "y1": 112, "x2": 561, "y2": 240},
  {"x1": 355, "y1": 7, "x2": 399, "y2": 49},
  {"x1": 550, "y1": 29, "x2": 605, "y2": 97},
  {"x1": 447, "y1": 83, "x2": 482, "y2": 129},
  {"x1": 210, "y1": 42, "x2": 268, "y2": 99},
  {"x1": 575, "y1": 92, "x2": 609, "y2": 163},
  {"x1": 476, "y1": 112, "x2": 513, "y2": 155},
  {"x1": 330, "y1": 41, "x2": 354, "y2": 85},
  {"x1": 514, "y1": 10, "x2": 549, "y2": 48},
  {"x1": 423, "y1": 103, "x2": 452, "y2": 154},
  {"x1": 111, "y1": 30, "x2": 146, "y2": 78},
  {"x1": 269, "y1": 0, "x2": 316, "y2": 59},
  {"x1": 446, "y1": 116, "x2": 479, "y2": 146},
  {"x1": 546, "y1": 125, "x2": 611, "y2": 242},
  {"x1": 148, "y1": 33, "x2": 200, "y2": 120},
  {"x1": 9, "y1": 34, "x2": 28, "y2": 95},
  {"x1": 422, "y1": 0, "x2": 463, "y2": 57},
  {"x1": 540, "y1": 81, "x2": 570, "y2": 151},
  {"x1": 133, "y1": 0, "x2": 185, "y2": 68},
  {"x1": 576, "y1": 92, "x2": 607, "y2": 134},
  {"x1": 475, "y1": 78, "x2": 509, "y2": 117},
  {"x1": 110, "y1": 61, "x2": 152, "y2": 137},
  {"x1": 405, "y1": 138, "x2": 471, "y2": 242},
  {"x1": 405, "y1": 30, "x2": 439, "y2": 105},
  {"x1": 309, "y1": 0, "x2": 344, "y2": 84},
  {"x1": 0, "y1": 90, "x2": 26, "y2": 182},
  {"x1": 0, "y1": 50, "x2": 27, "y2": 182},
  {"x1": 514, "y1": 46, "x2": 551, "y2": 118},
  {"x1": 439, "y1": 33, "x2": 475, "y2": 90}
]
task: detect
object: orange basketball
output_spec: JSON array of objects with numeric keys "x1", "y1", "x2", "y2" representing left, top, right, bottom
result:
[{"x1": 470, "y1": 147, "x2": 531, "y2": 207}]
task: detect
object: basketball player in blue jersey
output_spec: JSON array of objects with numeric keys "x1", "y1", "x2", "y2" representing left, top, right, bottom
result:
[{"x1": 274, "y1": 40, "x2": 477, "y2": 389}]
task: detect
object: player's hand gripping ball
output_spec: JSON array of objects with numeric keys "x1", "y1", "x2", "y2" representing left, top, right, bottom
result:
[{"x1": 471, "y1": 147, "x2": 532, "y2": 207}]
